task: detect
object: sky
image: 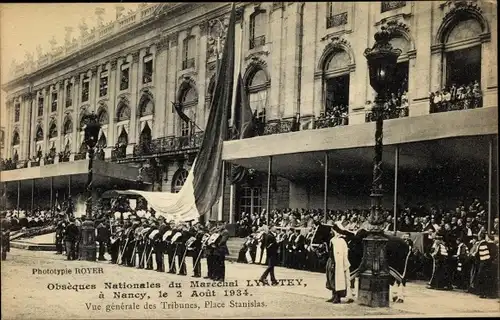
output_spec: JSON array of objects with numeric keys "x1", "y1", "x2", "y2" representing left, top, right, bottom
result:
[{"x1": 0, "y1": 3, "x2": 140, "y2": 129}]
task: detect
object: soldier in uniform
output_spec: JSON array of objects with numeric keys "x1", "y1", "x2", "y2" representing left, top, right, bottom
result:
[
  {"x1": 191, "y1": 224, "x2": 204, "y2": 278},
  {"x1": 143, "y1": 219, "x2": 157, "y2": 270},
  {"x1": 109, "y1": 223, "x2": 123, "y2": 264},
  {"x1": 1, "y1": 213, "x2": 11, "y2": 260},
  {"x1": 64, "y1": 218, "x2": 80, "y2": 261},
  {"x1": 285, "y1": 228, "x2": 296, "y2": 268},
  {"x1": 134, "y1": 218, "x2": 147, "y2": 268},
  {"x1": 204, "y1": 221, "x2": 217, "y2": 279},
  {"x1": 166, "y1": 221, "x2": 178, "y2": 274},
  {"x1": 214, "y1": 221, "x2": 230, "y2": 281},
  {"x1": 175, "y1": 224, "x2": 189, "y2": 276},
  {"x1": 54, "y1": 216, "x2": 66, "y2": 254},
  {"x1": 124, "y1": 220, "x2": 139, "y2": 267},
  {"x1": 155, "y1": 216, "x2": 168, "y2": 272},
  {"x1": 96, "y1": 218, "x2": 110, "y2": 261},
  {"x1": 293, "y1": 229, "x2": 306, "y2": 270}
]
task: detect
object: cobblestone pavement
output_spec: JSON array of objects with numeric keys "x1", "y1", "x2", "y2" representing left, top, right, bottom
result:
[{"x1": 1, "y1": 249, "x2": 499, "y2": 319}]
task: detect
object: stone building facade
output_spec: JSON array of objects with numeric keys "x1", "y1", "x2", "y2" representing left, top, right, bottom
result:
[{"x1": 1, "y1": 2, "x2": 498, "y2": 222}]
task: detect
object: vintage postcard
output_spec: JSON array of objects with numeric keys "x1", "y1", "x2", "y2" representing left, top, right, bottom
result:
[{"x1": 0, "y1": 1, "x2": 498, "y2": 319}]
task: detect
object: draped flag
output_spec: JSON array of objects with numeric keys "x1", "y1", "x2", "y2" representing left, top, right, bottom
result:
[
  {"x1": 230, "y1": 73, "x2": 256, "y2": 184},
  {"x1": 102, "y1": 4, "x2": 237, "y2": 222},
  {"x1": 172, "y1": 101, "x2": 191, "y2": 124}
]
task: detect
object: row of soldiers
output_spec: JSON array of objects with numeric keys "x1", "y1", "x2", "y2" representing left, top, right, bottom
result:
[
  {"x1": 107, "y1": 215, "x2": 230, "y2": 281},
  {"x1": 238, "y1": 226, "x2": 329, "y2": 272}
]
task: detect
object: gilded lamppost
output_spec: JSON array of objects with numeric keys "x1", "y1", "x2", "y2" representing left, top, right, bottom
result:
[
  {"x1": 357, "y1": 27, "x2": 401, "y2": 307},
  {"x1": 79, "y1": 111, "x2": 101, "y2": 261}
]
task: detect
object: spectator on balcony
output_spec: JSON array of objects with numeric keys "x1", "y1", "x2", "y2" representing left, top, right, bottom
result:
[
  {"x1": 450, "y1": 83, "x2": 457, "y2": 102},
  {"x1": 399, "y1": 90, "x2": 409, "y2": 117},
  {"x1": 433, "y1": 90, "x2": 442, "y2": 112},
  {"x1": 442, "y1": 88, "x2": 452, "y2": 111},
  {"x1": 472, "y1": 81, "x2": 482, "y2": 108}
]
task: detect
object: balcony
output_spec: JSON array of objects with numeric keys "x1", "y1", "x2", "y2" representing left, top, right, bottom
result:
[
  {"x1": 249, "y1": 35, "x2": 266, "y2": 50},
  {"x1": 262, "y1": 120, "x2": 294, "y2": 136},
  {"x1": 74, "y1": 152, "x2": 87, "y2": 161},
  {"x1": 182, "y1": 58, "x2": 195, "y2": 70},
  {"x1": 381, "y1": 1, "x2": 406, "y2": 13},
  {"x1": 429, "y1": 84, "x2": 483, "y2": 114},
  {"x1": 326, "y1": 12, "x2": 348, "y2": 29}
]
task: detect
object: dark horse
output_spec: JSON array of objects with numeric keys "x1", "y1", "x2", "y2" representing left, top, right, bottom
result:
[{"x1": 312, "y1": 224, "x2": 411, "y2": 302}]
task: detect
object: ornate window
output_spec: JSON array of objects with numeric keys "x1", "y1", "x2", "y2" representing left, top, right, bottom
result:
[
  {"x1": 249, "y1": 10, "x2": 266, "y2": 49},
  {"x1": 117, "y1": 127, "x2": 128, "y2": 146},
  {"x1": 14, "y1": 103, "x2": 20, "y2": 122},
  {"x1": 120, "y1": 64, "x2": 130, "y2": 90},
  {"x1": 37, "y1": 96, "x2": 44, "y2": 117},
  {"x1": 239, "y1": 186, "x2": 262, "y2": 216},
  {"x1": 35, "y1": 126, "x2": 44, "y2": 142},
  {"x1": 171, "y1": 168, "x2": 189, "y2": 193},
  {"x1": 63, "y1": 117, "x2": 73, "y2": 134},
  {"x1": 322, "y1": 49, "x2": 351, "y2": 125},
  {"x1": 99, "y1": 70, "x2": 108, "y2": 97},
  {"x1": 117, "y1": 103, "x2": 131, "y2": 122},
  {"x1": 82, "y1": 76, "x2": 90, "y2": 102},
  {"x1": 182, "y1": 36, "x2": 196, "y2": 70},
  {"x1": 98, "y1": 133, "x2": 107, "y2": 148},
  {"x1": 143, "y1": 55, "x2": 153, "y2": 84},
  {"x1": 326, "y1": 2, "x2": 348, "y2": 29},
  {"x1": 51, "y1": 91, "x2": 58, "y2": 112},
  {"x1": 98, "y1": 107, "x2": 109, "y2": 125},
  {"x1": 12, "y1": 130, "x2": 20, "y2": 146},
  {"x1": 66, "y1": 83, "x2": 73, "y2": 107},
  {"x1": 139, "y1": 94, "x2": 154, "y2": 117},
  {"x1": 138, "y1": 122, "x2": 152, "y2": 154},
  {"x1": 444, "y1": 19, "x2": 482, "y2": 88},
  {"x1": 48, "y1": 122, "x2": 58, "y2": 139},
  {"x1": 179, "y1": 84, "x2": 197, "y2": 137},
  {"x1": 247, "y1": 68, "x2": 269, "y2": 123}
]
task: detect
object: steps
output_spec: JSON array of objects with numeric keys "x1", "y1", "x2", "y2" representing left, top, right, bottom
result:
[{"x1": 226, "y1": 237, "x2": 245, "y2": 262}]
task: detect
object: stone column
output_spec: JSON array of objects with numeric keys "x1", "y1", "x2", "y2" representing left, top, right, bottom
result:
[
  {"x1": 410, "y1": 1, "x2": 433, "y2": 116},
  {"x1": 42, "y1": 87, "x2": 50, "y2": 154},
  {"x1": 56, "y1": 81, "x2": 64, "y2": 152},
  {"x1": 300, "y1": 2, "x2": 319, "y2": 118},
  {"x1": 284, "y1": 3, "x2": 299, "y2": 119},
  {"x1": 71, "y1": 76, "x2": 80, "y2": 156},
  {"x1": 29, "y1": 93, "x2": 37, "y2": 158},
  {"x1": 129, "y1": 52, "x2": 140, "y2": 146},
  {"x1": 154, "y1": 36, "x2": 169, "y2": 139},
  {"x1": 108, "y1": 60, "x2": 118, "y2": 146},
  {"x1": 21, "y1": 94, "x2": 31, "y2": 160},
  {"x1": 90, "y1": 67, "x2": 98, "y2": 113},
  {"x1": 197, "y1": 23, "x2": 208, "y2": 131},
  {"x1": 166, "y1": 33, "x2": 179, "y2": 137},
  {"x1": 267, "y1": 5, "x2": 283, "y2": 121},
  {"x1": 5, "y1": 101, "x2": 12, "y2": 159}
]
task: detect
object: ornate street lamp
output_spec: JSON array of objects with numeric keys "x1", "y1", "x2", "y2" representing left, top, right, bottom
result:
[
  {"x1": 79, "y1": 111, "x2": 101, "y2": 261},
  {"x1": 357, "y1": 27, "x2": 401, "y2": 307}
]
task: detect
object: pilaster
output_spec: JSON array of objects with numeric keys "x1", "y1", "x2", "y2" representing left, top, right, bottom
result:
[
  {"x1": 197, "y1": 23, "x2": 208, "y2": 130},
  {"x1": 301, "y1": 2, "x2": 318, "y2": 118},
  {"x1": 109, "y1": 60, "x2": 118, "y2": 146},
  {"x1": 166, "y1": 33, "x2": 179, "y2": 137},
  {"x1": 284, "y1": 3, "x2": 299, "y2": 119},
  {"x1": 269, "y1": 4, "x2": 283, "y2": 120},
  {"x1": 154, "y1": 37, "x2": 169, "y2": 139},
  {"x1": 71, "y1": 76, "x2": 79, "y2": 155},
  {"x1": 129, "y1": 51, "x2": 140, "y2": 145}
]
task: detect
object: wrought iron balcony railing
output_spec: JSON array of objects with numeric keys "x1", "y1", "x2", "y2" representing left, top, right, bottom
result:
[
  {"x1": 74, "y1": 152, "x2": 87, "y2": 161},
  {"x1": 315, "y1": 115, "x2": 349, "y2": 128},
  {"x1": 326, "y1": 12, "x2": 348, "y2": 29},
  {"x1": 262, "y1": 120, "x2": 294, "y2": 136},
  {"x1": 365, "y1": 106, "x2": 408, "y2": 123},
  {"x1": 249, "y1": 35, "x2": 266, "y2": 49},
  {"x1": 429, "y1": 94, "x2": 483, "y2": 114}
]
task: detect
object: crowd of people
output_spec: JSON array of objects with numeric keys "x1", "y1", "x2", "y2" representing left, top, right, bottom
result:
[
  {"x1": 0, "y1": 208, "x2": 56, "y2": 231},
  {"x1": 235, "y1": 197, "x2": 499, "y2": 299},
  {"x1": 429, "y1": 81, "x2": 482, "y2": 113},
  {"x1": 0, "y1": 158, "x2": 18, "y2": 171},
  {"x1": 315, "y1": 105, "x2": 349, "y2": 128},
  {"x1": 365, "y1": 89, "x2": 409, "y2": 122}
]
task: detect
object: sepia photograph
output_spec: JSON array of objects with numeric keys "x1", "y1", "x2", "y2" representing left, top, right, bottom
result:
[{"x1": 0, "y1": 1, "x2": 498, "y2": 319}]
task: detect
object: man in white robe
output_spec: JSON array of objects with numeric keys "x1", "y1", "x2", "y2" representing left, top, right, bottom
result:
[{"x1": 325, "y1": 222, "x2": 354, "y2": 304}]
